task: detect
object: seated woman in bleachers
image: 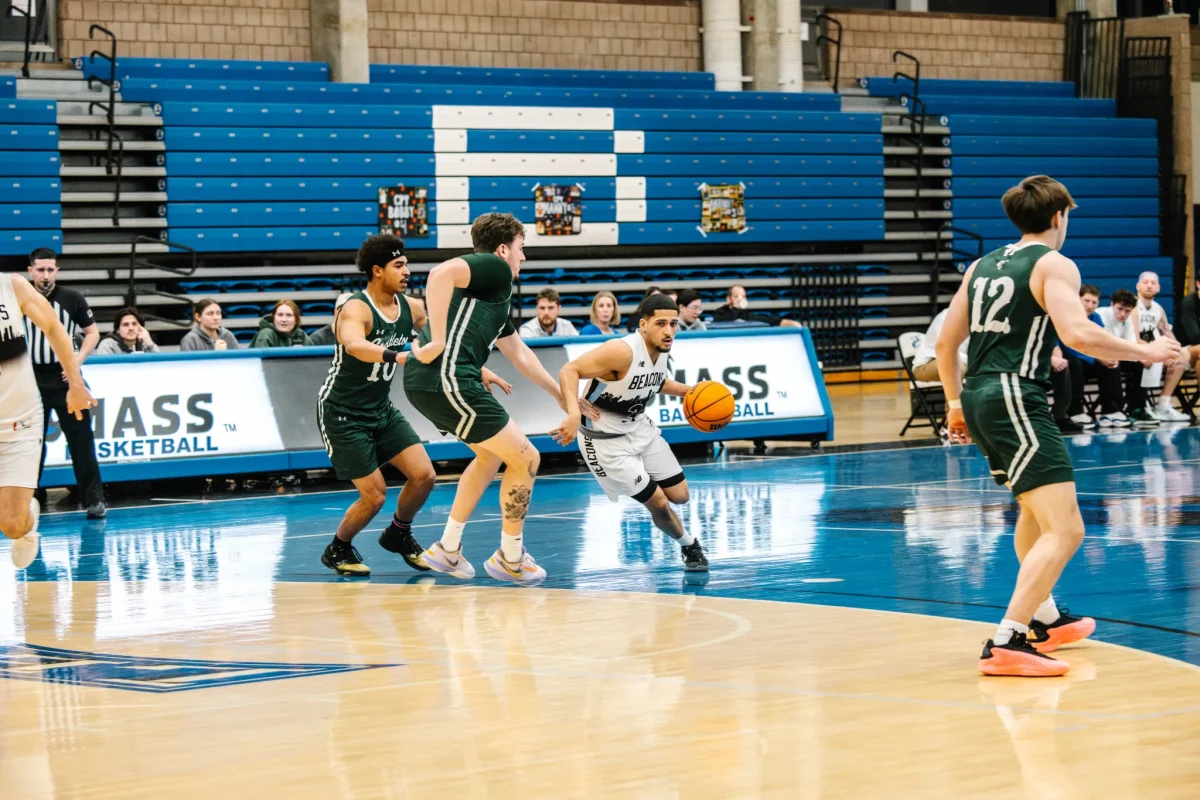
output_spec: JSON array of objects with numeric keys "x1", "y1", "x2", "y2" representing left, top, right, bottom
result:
[
  {"x1": 180, "y1": 298, "x2": 240, "y2": 351},
  {"x1": 580, "y1": 290, "x2": 621, "y2": 336},
  {"x1": 96, "y1": 307, "x2": 159, "y2": 355},
  {"x1": 252, "y1": 299, "x2": 313, "y2": 348}
]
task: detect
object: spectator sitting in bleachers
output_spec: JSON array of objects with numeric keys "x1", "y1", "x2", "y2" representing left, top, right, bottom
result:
[
  {"x1": 519, "y1": 288, "x2": 578, "y2": 339},
  {"x1": 665, "y1": 289, "x2": 679, "y2": 305},
  {"x1": 677, "y1": 288, "x2": 706, "y2": 332},
  {"x1": 1132, "y1": 271, "x2": 1189, "y2": 421},
  {"x1": 1098, "y1": 288, "x2": 1156, "y2": 425},
  {"x1": 579, "y1": 290, "x2": 619, "y2": 336},
  {"x1": 627, "y1": 286, "x2": 664, "y2": 331},
  {"x1": 180, "y1": 298, "x2": 240, "y2": 351},
  {"x1": 1175, "y1": 272, "x2": 1200, "y2": 370},
  {"x1": 912, "y1": 308, "x2": 967, "y2": 382},
  {"x1": 711, "y1": 285, "x2": 801, "y2": 328},
  {"x1": 96, "y1": 307, "x2": 159, "y2": 355},
  {"x1": 308, "y1": 292, "x2": 353, "y2": 346},
  {"x1": 252, "y1": 299, "x2": 313, "y2": 348},
  {"x1": 1064, "y1": 284, "x2": 1127, "y2": 428}
]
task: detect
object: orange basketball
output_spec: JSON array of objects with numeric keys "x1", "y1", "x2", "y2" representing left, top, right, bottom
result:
[{"x1": 683, "y1": 381, "x2": 736, "y2": 433}]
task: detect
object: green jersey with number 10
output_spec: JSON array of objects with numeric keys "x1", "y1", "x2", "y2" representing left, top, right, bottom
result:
[
  {"x1": 965, "y1": 242, "x2": 1059, "y2": 388},
  {"x1": 319, "y1": 291, "x2": 413, "y2": 413}
]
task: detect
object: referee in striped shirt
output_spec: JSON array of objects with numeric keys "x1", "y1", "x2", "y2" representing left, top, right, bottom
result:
[{"x1": 25, "y1": 248, "x2": 107, "y2": 518}]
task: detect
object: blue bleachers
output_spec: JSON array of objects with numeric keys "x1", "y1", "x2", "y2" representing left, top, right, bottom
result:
[
  {"x1": 0, "y1": 153, "x2": 59, "y2": 176},
  {"x1": 957, "y1": 217, "x2": 1159, "y2": 239},
  {"x1": 953, "y1": 177, "x2": 1159, "y2": 198},
  {"x1": 165, "y1": 153, "x2": 438, "y2": 177},
  {"x1": 3, "y1": 125, "x2": 59, "y2": 149},
  {"x1": 370, "y1": 64, "x2": 714, "y2": 90},
  {"x1": 917, "y1": 95, "x2": 1116, "y2": 117},
  {"x1": 617, "y1": 155, "x2": 882, "y2": 176},
  {"x1": 160, "y1": 102, "x2": 434, "y2": 129},
  {"x1": 954, "y1": 196, "x2": 1159, "y2": 218},
  {"x1": 5, "y1": 179, "x2": 61, "y2": 203},
  {"x1": 0, "y1": 78, "x2": 14, "y2": 99},
  {"x1": 616, "y1": 109, "x2": 881, "y2": 133},
  {"x1": 952, "y1": 136, "x2": 1157, "y2": 158},
  {"x1": 1, "y1": 100, "x2": 57, "y2": 125},
  {"x1": 861, "y1": 77, "x2": 1076, "y2": 99},
  {"x1": 164, "y1": 128, "x2": 438, "y2": 152},
  {"x1": 948, "y1": 114, "x2": 1155, "y2": 138},
  {"x1": 76, "y1": 56, "x2": 330, "y2": 83},
  {"x1": 0, "y1": 205, "x2": 61, "y2": 229},
  {"x1": 952, "y1": 156, "x2": 1156, "y2": 178}
]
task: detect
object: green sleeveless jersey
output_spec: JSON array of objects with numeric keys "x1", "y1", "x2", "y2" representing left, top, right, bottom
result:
[
  {"x1": 404, "y1": 253, "x2": 517, "y2": 390},
  {"x1": 319, "y1": 290, "x2": 413, "y2": 411},
  {"x1": 965, "y1": 242, "x2": 1059, "y2": 387}
]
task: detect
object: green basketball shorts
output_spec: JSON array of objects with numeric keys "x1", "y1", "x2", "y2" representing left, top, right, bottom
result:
[
  {"x1": 961, "y1": 373, "x2": 1075, "y2": 497},
  {"x1": 318, "y1": 402, "x2": 423, "y2": 481},
  {"x1": 405, "y1": 380, "x2": 510, "y2": 445}
]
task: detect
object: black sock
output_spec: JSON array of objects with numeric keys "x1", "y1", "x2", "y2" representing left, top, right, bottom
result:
[
  {"x1": 389, "y1": 515, "x2": 412, "y2": 534},
  {"x1": 330, "y1": 534, "x2": 347, "y2": 548}
]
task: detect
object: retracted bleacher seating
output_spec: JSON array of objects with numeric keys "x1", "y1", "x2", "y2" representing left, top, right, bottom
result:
[{"x1": 0, "y1": 99, "x2": 61, "y2": 255}]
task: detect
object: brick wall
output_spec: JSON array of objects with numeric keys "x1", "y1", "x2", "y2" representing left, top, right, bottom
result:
[
  {"x1": 829, "y1": 9, "x2": 1064, "y2": 86},
  {"x1": 366, "y1": 0, "x2": 702, "y2": 71},
  {"x1": 58, "y1": 0, "x2": 313, "y2": 61}
]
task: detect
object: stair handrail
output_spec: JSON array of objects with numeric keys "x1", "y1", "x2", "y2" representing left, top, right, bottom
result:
[
  {"x1": 124, "y1": 237, "x2": 198, "y2": 310},
  {"x1": 814, "y1": 14, "x2": 843, "y2": 94},
  {"x1": 10, "y1": 0, "x2": 44, "y2": 79},
  {"x1": 932, "y1": 223, "x2": 984, "y2": 317},
  {"x1": 892, "y1": 51, "x2": 921, "y2": 101}
]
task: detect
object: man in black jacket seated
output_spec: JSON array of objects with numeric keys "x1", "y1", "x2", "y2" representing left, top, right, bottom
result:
[{"x1": 1177, "y1": 275, "x2": 1200, "y2": 369}]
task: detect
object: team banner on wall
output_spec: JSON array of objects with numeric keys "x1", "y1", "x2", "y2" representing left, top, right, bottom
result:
[
  {"x1": 533, "y1": 182, "x2": 583, "y2": 235},
  {"x1": 698, "y1": 182, "x2": 748, "y2": 236},
  {"x1": 44, "y1": 359, "x2": 285, "y2": 467},
  {"x1": 564, "y1": 333, "x2": 825, "y2": 428},
  {"x1": 378, "y1": 185, "x2": 430, "y2": 238}
]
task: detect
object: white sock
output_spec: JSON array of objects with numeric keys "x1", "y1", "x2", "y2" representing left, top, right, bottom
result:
[
  {"x1": 677, "y1": 528, "x2": 696, "y2": 547},
  {"x1": 440, "y1": 518, "x2": 466, "y2": 552},
  {"x1": 1033, "y1": 595, "x2": 1060, "y2": 625},
  {"x1": 993, "y1": 619, "x2": 1029, "y2": 646},
  {"x1": 500, "y1": 532, "x2": 523, "y2": 562}
]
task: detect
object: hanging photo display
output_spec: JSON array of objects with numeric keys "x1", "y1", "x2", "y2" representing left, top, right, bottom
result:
[
  {"x1": 378, "y1": 185, "x2": 429, "y2": 238},
  {"x1": 533, "y1": 182, "x2": 583, "y2": 235},
  {"x1": 699, "y1": 182, "x2": 748, "y2": 235}
]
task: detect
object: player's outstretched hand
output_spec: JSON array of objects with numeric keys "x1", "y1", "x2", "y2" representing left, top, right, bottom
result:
[
  {"x1": 550, "y1": 415, "x2": 581, "y2": 447},
  {"x1": 481, "y1": 368, "x2": 512, "y2": 395},
  {"x1": 66, "y1": 384, "x2": 97, "y2": 421},
  {"x1": 1146, "y1": 336, "x2": 1182, "y2": 364},
  {"x1": 946, "y1": 407, "x2": 971, "y2": 445},
  {"x1": 410, "y1": 340, "x2": 444, "y2": 364}
]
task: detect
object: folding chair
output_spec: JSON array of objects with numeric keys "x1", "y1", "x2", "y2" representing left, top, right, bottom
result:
[{"x1": 899, "y1": 331, "x2": 946, "y2": 438}]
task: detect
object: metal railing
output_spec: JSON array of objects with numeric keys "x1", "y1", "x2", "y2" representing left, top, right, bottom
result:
[
  {"x1": 1063, "y1": 12, "x2": 1123, "y2": 99},
  {"x1": 85, "y1": 24, "x2": 125, "y2": 225},
  {"x1": 932, "y1": 223, "x2": 984, "y2": 318},
  {"x1": 121, "y1": 237, "x2": 198, "y2": 323},
  {"x1": 892, "y1": 50, "x2": 920, "y2": 103},
  {"x1": 814, "y1": 14, "x2": 842, "y2": 93},
  {"x1": 9, "y1": 0, "x2": 46, "y2": 78},
  {"x1": 892, "y1": 52, "x2": 926, "y2": 219}
]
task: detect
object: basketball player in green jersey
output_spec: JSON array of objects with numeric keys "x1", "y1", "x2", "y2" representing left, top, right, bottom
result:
[
  {"x1": 937, "y1": 176, "x2": 1180, "y2": 676},
  {"x1": 405, "y1": 213, "x2": 596, "y2": 585},
  {"x1": 317, "y1": 234, "x2": 508, "y2": 576}
]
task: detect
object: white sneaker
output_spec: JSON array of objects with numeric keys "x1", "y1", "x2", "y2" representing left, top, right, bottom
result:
[
  {"x1": 1098, "y1": 412, "x2": 1130, "y2": 428},
  {"x1": 484, "y1": 548, "x2": 547, "y2": 586},
  {"x1": 1069, "y1": 413, "x2": 1095, "y2": 427},
  {"x1": 1154, "y1": 403, "x2": 1191, "y2": 423},
  {"x1": 11, "y1": 498, "x2": 40, "y2": 569}
]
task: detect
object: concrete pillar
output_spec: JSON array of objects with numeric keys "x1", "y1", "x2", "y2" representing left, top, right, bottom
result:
[
  {"x1": 310, "y1": 0, "x2": 369, "y2": 84},
  {"x1": 744, "y1": 0, "x2": 778, "y2": 92},
  {"x1": 702, "y1": 0, "x2": 744, "y2": 92},
  {"x1": 1056, "y1": 0, "x2": 1114, "y2": 19},
  {"x1": 777, "y1": 0, "x2": 803, "y2": 93}
]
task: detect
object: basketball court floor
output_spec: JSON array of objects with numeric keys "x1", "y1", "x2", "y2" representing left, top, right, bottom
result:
[{"x1": 5, "y1": 425, "x2": 1200, "y2": 797}]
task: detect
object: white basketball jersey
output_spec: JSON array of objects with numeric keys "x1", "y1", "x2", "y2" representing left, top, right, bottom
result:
[
  {"x1": 582, "y1": 332, "x2": 669, "y2": 437},
  {"x1": 0, "y1": 273, "x2": 42, "y2": 439}
]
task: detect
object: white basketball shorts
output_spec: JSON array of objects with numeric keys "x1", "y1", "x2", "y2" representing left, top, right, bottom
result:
[
  {"x1": 0, "y1": 411, "x2": 44, "y2": 490},
  {"x1": 577, "y1": 421, "x2": 684, "y2": 503}
]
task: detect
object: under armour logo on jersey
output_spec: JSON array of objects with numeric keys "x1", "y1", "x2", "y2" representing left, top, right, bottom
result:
[{"x1": 996, "y1": 260, "x2": 1009, "y2": 270}]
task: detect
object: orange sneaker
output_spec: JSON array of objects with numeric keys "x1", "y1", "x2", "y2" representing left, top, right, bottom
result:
[
  {"x1": 979, "y1": 633, "x2": 1070, "y2": 677},
  {"x1": 1028, "y1": 609, "x2": 1096, "y2": 653}
]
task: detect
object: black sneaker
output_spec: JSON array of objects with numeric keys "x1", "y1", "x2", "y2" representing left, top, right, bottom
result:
[
  {"x1": 321, "y1": 540, "x2": 371, "y2": 576},
  {"x1": 379, "y1": 526, "x2": 432, "y2": 572},
  {"x1": 1056, "y1": 417, "x2": 1085, "y2": 433},
  {"x1": 1128, "y1": 408, "x2": 1160, "y2": 426},
  {"x1": 680, "y1": 540, "x2": 709, "y2": 572},
  {"x1": 1027, "y1": 608, "x2": 1096, "y2": 654}
]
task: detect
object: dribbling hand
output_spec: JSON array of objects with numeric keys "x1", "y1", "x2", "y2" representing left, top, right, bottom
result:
[
  {"x1": 66, "y1": 384, "x2": 97, "y2": 421},
  {"x1": 550, "y1": 415, "x2": 580, "y2": 447},
  {"x1": 946, "y1": 407, "x2": 971, "y2": 445}
]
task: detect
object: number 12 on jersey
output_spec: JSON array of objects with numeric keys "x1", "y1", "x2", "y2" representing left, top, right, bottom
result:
[{"x1": 970, "y1": 276, "x2": 1015, "y2": 334}]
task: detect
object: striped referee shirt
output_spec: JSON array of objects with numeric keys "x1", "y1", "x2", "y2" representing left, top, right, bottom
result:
[{"x1": 23, "y1": 284, "x2": 94, "y2": 371}]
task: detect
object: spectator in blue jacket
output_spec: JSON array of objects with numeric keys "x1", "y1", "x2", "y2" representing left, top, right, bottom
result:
[{"x1": 1065, "y1": 284, "x2": 1127, "y2": 428}]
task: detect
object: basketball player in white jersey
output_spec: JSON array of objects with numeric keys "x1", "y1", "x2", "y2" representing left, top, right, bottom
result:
[
  {"x1": 552, "y1": 294, "x2": 708, "y2": 571},
  {"x1": 0, "y1": 271, "x2": 95, "y2": 568}
]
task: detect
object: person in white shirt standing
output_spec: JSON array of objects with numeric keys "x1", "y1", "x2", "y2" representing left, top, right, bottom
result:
[
  {"x1": 1132, "y1": 271, "x2": 1189, "y2": 422},
  {"x1": 518, "y1": 288, "x2": 579, "y2": 339},
  {"x1": 0, "y1": 271, "x2": 96, "y2": 569},
  {"x1": 1098, "y1": 288, "x2": 1156, "y2": 425}
]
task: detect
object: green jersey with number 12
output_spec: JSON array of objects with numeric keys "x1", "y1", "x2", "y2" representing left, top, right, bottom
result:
[
  {"x1": 965, "y1": 242, "x2": 1059, "y2": 387},
  {"x1": 319, "y1": 290, "x2": 413, "y2": 412}
]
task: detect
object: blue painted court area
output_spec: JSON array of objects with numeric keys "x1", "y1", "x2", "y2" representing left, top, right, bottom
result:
[{"x1": 12, "y1": 425, "x2": 1200, "y2": 667}]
